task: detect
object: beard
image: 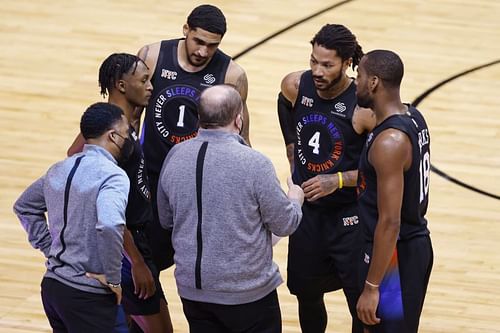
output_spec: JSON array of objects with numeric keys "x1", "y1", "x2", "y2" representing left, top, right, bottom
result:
[
  {"x1": 188, "y1": 54, "x2": 209, "y2": 67},
  {"x1": 356, "y1": 93, "x2": 373, "y2": 109},
  {"x1": 183, "y1": 40, "x2": 210, "y2": 67},
  {"x1": 313, "y1": 71, "x2": 343, "y2": 92}
]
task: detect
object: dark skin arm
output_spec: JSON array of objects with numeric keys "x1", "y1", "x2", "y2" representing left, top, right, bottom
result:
[
  {"x1": 356, "y1": 129, "x2": 412, "y2": 326},
  {"x1": 280, "y1": 71, "x2": 303, "y2": 173},
  {"x1": 134, "y1": 43, "x2": 161, "y2": 133},
  {"x1": 123, "y1": 229, "x2": 156, "y2": 299},
  {"x1": 301, "y1": 170, "x2": 359, "y2": 201}
]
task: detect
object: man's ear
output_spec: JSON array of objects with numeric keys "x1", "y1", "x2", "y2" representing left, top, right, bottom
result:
[
  {"x1": 369, "y1": 76, "x2": 380, "y2": 93},
  {"x1": 343, "y1": 57, "x2": 352, "y2": 72},
  {"x1": 182, "y1": 24, "x2": 189, "y2": 36},
  {"x1": 117, "y1": 80, "x2": 126, "y2": 94}
]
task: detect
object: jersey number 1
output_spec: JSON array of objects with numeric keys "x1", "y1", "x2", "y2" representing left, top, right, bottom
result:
[{"x1": 177, "y1": 105, "x2": 185, "y2": 127}]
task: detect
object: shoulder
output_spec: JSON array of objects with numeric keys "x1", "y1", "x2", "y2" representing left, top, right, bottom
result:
[
  {"x1": 369, "y1": 128, "x2": 412, "y2": 169},
  {"x1": 352, "y1": 105, "x2": 376, "y2": 134},
  {"x1": 137, "y1": 41, "x2": 162, "y2": 72},
  {"x1": 280, "y1": 70, "x2": 305, "y2": 105}
]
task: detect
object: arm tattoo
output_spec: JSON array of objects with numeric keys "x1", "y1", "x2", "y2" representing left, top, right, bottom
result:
[
  {"x1": 235, "y1": 72, "x2": 248, "y2": 99},
  {"x1": 286, "y1": 144, "x2": 295, "y2": 173}
]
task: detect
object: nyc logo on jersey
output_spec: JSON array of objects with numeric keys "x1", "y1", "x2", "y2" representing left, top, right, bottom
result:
[
  {"x1": 301, "y1": 95, "x2": 314, "y2": 107},
  {"x1": 161, "y1": 69, "x2": 178, "y2": 80},
  {"x1": 342, "y1": 215, "x2": 359, "y2": 227}
]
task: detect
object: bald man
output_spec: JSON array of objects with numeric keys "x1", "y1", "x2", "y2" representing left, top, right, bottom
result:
[{"x1": 157, "y1": 85, "x2": 304, "y2": 333}]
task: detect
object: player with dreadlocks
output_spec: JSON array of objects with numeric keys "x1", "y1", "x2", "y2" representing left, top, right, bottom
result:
[
  {"x1": 277, "y1": 24, "x2": 376, "y2": 333},
  {"x1": 68, "y1": 53, "x2": 173, "y2": 333}
]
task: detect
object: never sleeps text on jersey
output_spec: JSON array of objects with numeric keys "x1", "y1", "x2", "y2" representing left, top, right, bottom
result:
[
  {"x1": 296, "y1": 112, "x2": 344, "y2": 173},
  {"x1": 153, "y1": 85, "x2": 201, "y2": 144}
]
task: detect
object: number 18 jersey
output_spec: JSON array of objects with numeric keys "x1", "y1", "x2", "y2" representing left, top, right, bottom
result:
[
  {"x1": 292, "y1": 70, "x2": 366, "y2": 206},
  {"x1": 357, "y1": 106, "x2": 431, "y2": 241}
]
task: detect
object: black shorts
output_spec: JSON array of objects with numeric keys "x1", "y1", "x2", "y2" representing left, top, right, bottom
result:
[
  {"x1": 181, "y1": 290, "x2": 281, "y2": 333},
  {"x1": 121, "y1": 228, "x2": 167, "y2": 315},
  {"x1": 359, "y1": 235, "x2": 433, "y2": 333},
  {"x1": 147, "y1": 171, "x2": 175, "y2": 271},
  {"x1": 287, "y1": 201, "x2": 361, "y2": 297},
  {"x1": 41, "y1": 277, "x2": 117, "y2": 333}
]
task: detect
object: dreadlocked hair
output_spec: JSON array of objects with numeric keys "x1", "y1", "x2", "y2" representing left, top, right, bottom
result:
[
  {"x1": 187, "y1": 4, "x2": 227, "y2": 36},
  {"x1": 98, "y1": 53, "x2": 145, "y2": 97},
  {"x1": 310, "y1": 24, "x2": 364, "y2": 70}
]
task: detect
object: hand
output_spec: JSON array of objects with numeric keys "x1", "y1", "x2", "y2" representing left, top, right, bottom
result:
[
  {"x1": 86, "y1": 272, "x2": 122, "y2": 305},
  {"x1": 287, "y1": 177, "x2": 304, "y2": 205},
  {"x1": 131, "y1": 261, "x2": 156, "y2": 299},
  {"x1": 301, "y1": 174, "x2": 338, "y2": 202},
  {"x1": 356, "y1": 285, "x2": 381, "y2": 326}
]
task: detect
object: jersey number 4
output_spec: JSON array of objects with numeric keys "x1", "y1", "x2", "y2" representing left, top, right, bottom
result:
[{"x1": 308, "y1": 131, "x2": 321, "y2": 155}]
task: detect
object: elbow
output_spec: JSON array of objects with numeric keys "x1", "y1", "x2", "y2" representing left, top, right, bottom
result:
[
  {"x1": 13, "y1": 198, "x2": 25, "y2": 217},
  {"x1": 377, "y1": 218, "x2": 400, "y2": 238},
  {"x1": 274, "y1": 210, "x2": 303, "y2": 237}
]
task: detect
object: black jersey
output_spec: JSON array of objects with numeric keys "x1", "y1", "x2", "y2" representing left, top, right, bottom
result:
[
  {"x1": 292, "y1": 71, "x2": 366, "y2": 206},
  {"x1": 141, "y1": 38, "x2": 231, "y2": 175},
  {"x1": 357, "y1": 106, "x2": 431, "y2": 241},
  {"x1": 119, "y1": 128, "x2": 153, "y2": 228}
]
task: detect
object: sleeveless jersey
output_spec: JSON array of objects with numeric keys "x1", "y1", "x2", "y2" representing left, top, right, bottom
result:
[
  {"x1": 357, "y1": 106, "x2": 431, "y2": 241},
  {"x1": 119, "y1": 128, "x2": 153, "y2": 228},
  {"x1": 142, "y1": 38, "x2": 231, "y2": 175},
  {"x1": 292, "y1": 71, "x2": 366, "y2": 206}
]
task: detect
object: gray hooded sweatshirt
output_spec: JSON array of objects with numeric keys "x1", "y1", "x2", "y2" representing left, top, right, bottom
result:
[
  {"x1": 157, "y1": 129, "x2": 302, "y2": 305},
  {"x1": 13, "y1": 145, "x2": 129, "y2": 294}
]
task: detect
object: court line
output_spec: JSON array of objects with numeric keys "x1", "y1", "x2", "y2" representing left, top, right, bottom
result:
[
  {"x1": 233, "y1": 0, "x2": 354, "y2": 60},
  {"x1": 412, "y1": 59, "x2": 500, "y2": 200},
  {"x1": 231, "y1": 0, "x2": 499, "y2": 200}
]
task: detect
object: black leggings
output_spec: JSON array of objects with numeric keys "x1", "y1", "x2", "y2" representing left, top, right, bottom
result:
[{"x1": 297, "y1": 290, "x2": 363, "y2": 333}]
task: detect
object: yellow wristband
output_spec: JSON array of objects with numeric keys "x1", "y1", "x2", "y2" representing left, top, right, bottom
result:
[{"x1": 337, "y1": 172, "x2": 343, "y2": 189}]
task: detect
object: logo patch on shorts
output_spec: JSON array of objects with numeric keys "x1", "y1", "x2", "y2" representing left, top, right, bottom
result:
[
  {"x1": 364, "y1": 252, "x2": 370, "y2": 264},
  {"x1": 342, "y1": 215, "x2": 359, "y2": 226}
]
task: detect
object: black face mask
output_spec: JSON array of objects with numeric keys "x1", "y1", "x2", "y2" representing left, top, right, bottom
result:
[{"x1": 112, "y1": 132, "x2": 134, "y2": 164}]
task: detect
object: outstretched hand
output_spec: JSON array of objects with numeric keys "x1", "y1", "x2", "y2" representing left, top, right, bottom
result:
[
  {"x1": 301, "y1": 174, "x2": 338, "y2": 202},
  {"x1": 287, "y1": 177, "x2": 304, "y2": 205}
]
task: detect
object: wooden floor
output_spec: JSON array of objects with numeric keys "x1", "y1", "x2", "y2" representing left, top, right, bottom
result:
[{"x1": 1, "y1": 0, "x2": 499, "y2": 332}]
